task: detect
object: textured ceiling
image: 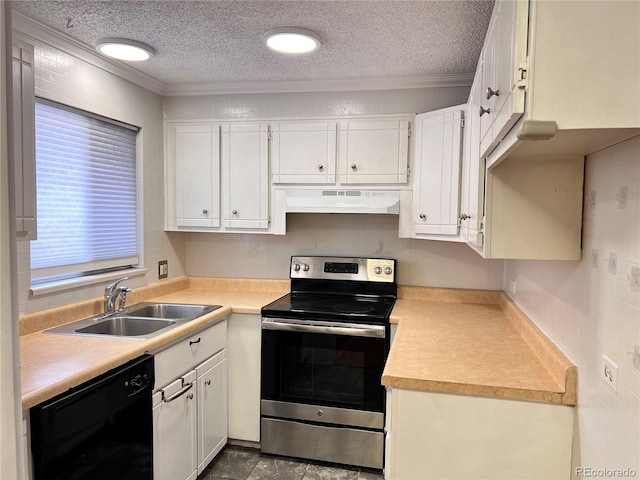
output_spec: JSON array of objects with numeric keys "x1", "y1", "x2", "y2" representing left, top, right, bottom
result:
[{"x1": 11, "y1": 0, "x2": 494, "y2": 89}]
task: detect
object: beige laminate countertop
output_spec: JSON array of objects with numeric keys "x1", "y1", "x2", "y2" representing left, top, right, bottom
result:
[{"x1": 20, "y1": 278, "x2": 576, "y2": 411}]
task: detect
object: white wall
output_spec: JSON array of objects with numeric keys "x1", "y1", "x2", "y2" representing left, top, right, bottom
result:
[
  {"x1": 14, "y1": 25, "x2": 187, "y2": 314},
  {"x1": 1, "y1": 5, "x2": 24, "y2": 478},
  {"x1": 163, "y1": 87, "x2": 470, "y2": 120},
  {"x1": 505, "y1": 136, "x2": 640, "y2": 476}
]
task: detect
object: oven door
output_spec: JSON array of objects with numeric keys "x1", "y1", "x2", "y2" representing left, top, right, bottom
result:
[{"x1": 261, "y1": 318, "x2": 387, "y2": 413}]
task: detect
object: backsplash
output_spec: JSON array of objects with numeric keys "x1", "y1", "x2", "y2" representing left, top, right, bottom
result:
[
  {"x1": 505, "y1": 136, "x2": 640, "y2": 476},
  {"x1": 187, "y1": 213, "x2": 505, "y2": 290}
]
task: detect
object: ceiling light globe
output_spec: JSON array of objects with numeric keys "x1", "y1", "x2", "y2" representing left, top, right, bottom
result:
[
  {"x1": 96, "y1": 38, "x2": 154, "y2": 61},
  {"x1": 264, "y1": 28, "x2": 321, "y2": 54}
]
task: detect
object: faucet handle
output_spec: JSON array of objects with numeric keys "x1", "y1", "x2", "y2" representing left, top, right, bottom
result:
[
  {"x1": 105, "y1": 276, "x2": 130, "y2": 295},
  {"x1": 118, "y1": 286, "x2": 132, "y2": 311}
]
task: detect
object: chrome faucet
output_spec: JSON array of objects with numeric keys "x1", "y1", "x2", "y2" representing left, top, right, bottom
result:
[{"x1": 104, "y1": 277, "x2": 130, "y2": 315}]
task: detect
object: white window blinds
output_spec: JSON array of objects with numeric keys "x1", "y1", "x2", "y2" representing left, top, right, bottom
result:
[{"x1": 30, "y1": 101, "x2": 139, "y2": 281}]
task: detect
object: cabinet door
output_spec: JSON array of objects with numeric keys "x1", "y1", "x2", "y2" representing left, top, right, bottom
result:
[
  {"x1": 196, "y1": 351, "x2": 228, "y2": 474},
  {"x1": 271, "y1": 122, "x2": 337, "y2": 184},
  {"x1": 412, "y1": 108, "x2": 463, "y2": 237},
  {"x1": 170, "y1": 124, "x2": 220, "y2": 228},
  {"x1": 338, "y1": 120, "x2": 409, "y2": 184},
  {"x1": 221, "y1": 124, "x2": 269, "y2": 229},
  {"x1": 153, "y1": 375, "x2": 198, "y2": 480},
  {"x1": 460, "y1": 66, "x2": 485, "y2": 249},
  {"x1": 480, "y1": 0, "x2": 528, "y2": 158},
  {"x1": 12, "y1": 40, "x2": 36, "y2": 239},
  {"x1": 491, "y1": 0, "x2": 527, "y2": 146}
]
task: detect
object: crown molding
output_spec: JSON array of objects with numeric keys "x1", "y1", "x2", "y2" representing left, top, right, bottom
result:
[
  {"x1": 11, "y1": 11, "x2": 166, "y2": 95},
  {"x1": 163, "y1": 74, "x2": 474, "y2": 96}
]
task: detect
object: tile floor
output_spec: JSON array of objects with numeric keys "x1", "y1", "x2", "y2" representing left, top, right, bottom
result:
[{"x1": 198, "y1": 445, "x2": 385, "y2": 480}]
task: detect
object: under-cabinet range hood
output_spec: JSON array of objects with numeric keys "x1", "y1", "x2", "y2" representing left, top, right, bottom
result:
[
  {"x1": 272, "y1": 188, "x2": 411, "y2": 235},
  {"x1": 284, "y1": 189, "x2": 401, "y2": 214}
]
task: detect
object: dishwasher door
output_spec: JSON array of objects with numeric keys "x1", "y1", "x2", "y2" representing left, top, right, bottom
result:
[{"x1": 30, "y1": 354, "x2": 154, "y2": 480}]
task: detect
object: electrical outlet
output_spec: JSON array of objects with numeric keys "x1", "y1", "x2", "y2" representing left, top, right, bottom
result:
[
  {"x1": 601, "y1": 355, "x2": 619, "y2": 393},
  {"x1": 588, "y1": 190, "x2": 596, "y2": 210},
  {"x1": 591, "y1": 249, "x2": 599, "y2": 269},
  {"x1": 158, "y1": 260, "x2": 168, "y2": 279},
  {"x1": 510, "y1": 280, "x2": 517, "y2": 295}
]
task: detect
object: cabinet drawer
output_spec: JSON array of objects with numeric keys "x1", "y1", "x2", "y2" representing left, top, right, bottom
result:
[{"x1": 154, "y1": 320, "x2": 227, "y2": 389}]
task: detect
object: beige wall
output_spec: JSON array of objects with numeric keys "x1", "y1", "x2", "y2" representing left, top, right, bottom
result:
[
  {"x1": 505, "y1": 136, "x2": 640, "y2": 476},
  {"x1": 187, "y1": 213, "x2": 504, "y2": 289}
]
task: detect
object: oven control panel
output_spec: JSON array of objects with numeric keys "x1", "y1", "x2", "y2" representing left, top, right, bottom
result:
[
  {"x1": 366, "y1": 259, "x2": 395, "y2": 282},
  {"x1": 290, "y1": 256, "x2": 395, "y2": 283}
]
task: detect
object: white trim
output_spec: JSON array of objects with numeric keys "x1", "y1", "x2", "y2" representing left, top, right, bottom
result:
[
  {"x1": 164, "y1": 74, "x2": 475, "y2": 96},
  {"x1": 11, "y1": 11, "x2": 166, "y2": 95},
  {"x1": 30, "y1": 267, "x2": 148, "y2": 296}
]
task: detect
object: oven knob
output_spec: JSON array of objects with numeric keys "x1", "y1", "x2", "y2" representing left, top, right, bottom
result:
[
  {"x1": 302, "y1": 264, "x2": 310, "y2": 272},
  {"x1": 293, "y1": 263, "x2": 301, "y2": 272},
  {"x1": 384, "y1": 267, "x2": 393, "y2": 275},
  {"x1": 317, "y1": 409, "x2": 324, "y2": 417},
  {"x1": 374, "y1": 266, "x2": 382, "y2": 274}
]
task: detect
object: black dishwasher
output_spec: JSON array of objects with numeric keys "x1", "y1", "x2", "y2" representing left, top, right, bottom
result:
[{"x1": 30, "y1": 354, "x2": 154, "y2": 480}]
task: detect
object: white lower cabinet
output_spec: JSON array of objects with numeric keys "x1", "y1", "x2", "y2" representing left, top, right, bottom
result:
[
  {"x1": 196, "y1": 352, "x2": 228, "y2": 473},
  {"x1": 384, "y1": 388, "x2": 574, "y2": 480},
  {"x1": 153, "y1": 372, "x2": 198, "y2": 480},
  {"x1": 153, "y1": 320, "x2": 228, "y2": 480}
]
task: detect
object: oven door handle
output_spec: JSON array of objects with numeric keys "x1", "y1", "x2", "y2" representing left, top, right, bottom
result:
[{"x1": 261, "y1": 319, "x2": 385, "y2": 338}]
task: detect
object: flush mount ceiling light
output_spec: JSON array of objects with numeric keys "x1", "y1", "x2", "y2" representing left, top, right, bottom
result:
[
  {"x1": 263, "y1": 27, "x2": 321, "y2": 54},
  {"x1": 96, "y1": 38, "x2": 155, "y2": 61}
]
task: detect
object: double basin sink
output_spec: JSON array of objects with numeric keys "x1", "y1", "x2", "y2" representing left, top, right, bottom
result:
[{"x1": 46, "y1": 302, "x2": 222, "y2": 339}]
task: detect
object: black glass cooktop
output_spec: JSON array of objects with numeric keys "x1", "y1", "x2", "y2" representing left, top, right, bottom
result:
[{"x1": 261, "y1": 293, "x2": 395, "y2": 324}]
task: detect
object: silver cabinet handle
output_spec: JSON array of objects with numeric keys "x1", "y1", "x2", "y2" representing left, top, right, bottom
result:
[
  {"x1": 479, "y1": 106, "x2": 491, "y2": 117},
  {"x1": 351, "y1": 164, "x2": 357, "y2": 171},
  {"x1": 202, "y1": 209, "x2": 208, "y2": 215},
  {"x1": 232, "y1": 209, "x2": 238, "y2": 215},
  {"x1": 205, "y1": 379, "x2": 212, "y2": 386},
  {"x1": 318, "y1": 164, "x2": 324, "y2": 171},
  {"x1": 163, "y1": 383, "x2": 193, "y2": 403},
  {"x1": 419, "y1": 213, "x2": 426, "y2": 220},
  {"x1": 486, "y1": 87, "x2": 500, "y2": 99},
  {"x1": 459, "y1": 213, "x2": 470, "y2": 221}
]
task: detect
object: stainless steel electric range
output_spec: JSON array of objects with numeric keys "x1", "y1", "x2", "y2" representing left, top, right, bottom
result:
[{"x1": 260, "y1": 256, "x2": 397, "y2": 470}]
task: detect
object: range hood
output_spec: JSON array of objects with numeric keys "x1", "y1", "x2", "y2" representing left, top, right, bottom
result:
[
  {"x1": 272, "y1": 188, "x2": 411, "y2": 235},
  {"x1": 284, "y1": 189, "x2": 401, "y2": 214}
]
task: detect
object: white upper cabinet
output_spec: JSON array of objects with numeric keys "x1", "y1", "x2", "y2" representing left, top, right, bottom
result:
[
  {"x1": 221, "y1": 124, "x2": 269, "y2": 230},
  {"x1": 483, "y1": 0, "x2": 639, "y2": 168},
  {"x1": 338, "y1": 119, "x2": 410, "y2": 185},
  {"x1": 411, "y1": 107, "x2": 464, "y2": 239},
  {"x1": 479, "y1": 0, "x2": 527, "y2": 159},
  {"x1": 167, "y1": 124, "x2": 221, "y2": 229},
  {"x1": 12, "y1": 39, "x2": 36, "y2": 239},
  {"x1": 271, "y1": 121, "x2": 337, "y2": 184},
  {"x1": 460, "y1": 64, "x2": 485, "y2": 250}
]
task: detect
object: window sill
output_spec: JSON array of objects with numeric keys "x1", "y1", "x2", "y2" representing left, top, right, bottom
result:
[{"x1": 30, "y1": 268, "x2": 148, "y2": 297}]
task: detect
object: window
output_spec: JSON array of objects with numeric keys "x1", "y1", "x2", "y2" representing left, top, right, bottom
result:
[{"x1": 31, "y1": 100, "x2": 139, "y2": 284}]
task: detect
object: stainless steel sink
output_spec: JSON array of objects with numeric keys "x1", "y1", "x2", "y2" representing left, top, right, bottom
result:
[
  {"x1": 125, "y1": 302, "x2": 218, "y2": 320},
  {"x1": 45, "y1": 302, "x2": 222, "y2": 339},
  {"x1": 75, "y1": 316, "x2": 176, "y2": 336}
]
